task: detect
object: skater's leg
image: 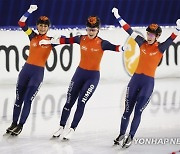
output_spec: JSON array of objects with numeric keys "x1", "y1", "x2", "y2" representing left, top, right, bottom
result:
[
  {"x1": 53, "y1": 68, "x2": 84, "y2": 138},
  {"x1": 12, "y1": 84, "x2": 27, "y2": 123},
  {"x1": 122, "y1": 76, "x2": 154, "y2": 148},
  {"x1": 60, "y1": 80, "x2": 83, "y2": 127},
  {"x1": 6, "y1": 67, "x2": 29, "y2": 134},
  {"x1": 119, "y1": 80, "x2": 139, "y2": 136},
  {"x1": 11, "y1": 66, "x2": 44, "y2": 136},
  {"x1": 129, "y1": 80, "x2": 154, "y2": 138},
  {"x1": 70, "y1": 77, "x2": 99, "y2": 129},
  {"x1": 63, "y1": 69, "x2": 100, "y2": 140},
  {"x1": 114, "y1": 74, "x2": 140, "y2": 145}
]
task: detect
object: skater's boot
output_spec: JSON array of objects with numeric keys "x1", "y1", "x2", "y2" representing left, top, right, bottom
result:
[
  {"x1": 63, "y1": 128, "x2": 75, "y2": 140},
  {"x1": 114, "y1": 134, "x2": 125, "y2": 145},
  {"x1": 6, "y1": 122, "x2": 17, "y2": 134},
  {"x1": 52, "y1": 126, "x2": 64, "y2": 138},
  {"x1": 122, "y1": 134, "x2": 133, "y2": 148},
  {"x1": 11, "y1": 124, "x2": 23, "y2": 136}
]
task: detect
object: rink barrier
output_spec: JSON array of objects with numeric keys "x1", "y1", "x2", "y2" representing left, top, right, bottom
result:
[{"x1": 0, "y1": 26, "x2": 180, "y2": 84}]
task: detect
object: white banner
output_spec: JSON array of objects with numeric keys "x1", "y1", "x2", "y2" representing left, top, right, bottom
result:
[{"x1": 0, "y1": 27, "x2": 180, "y2": 84}]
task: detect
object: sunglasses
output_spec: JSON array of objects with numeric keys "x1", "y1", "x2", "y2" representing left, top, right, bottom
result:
[{"x1": 147, "y1": 32, "x2": 156, "y2": 38}]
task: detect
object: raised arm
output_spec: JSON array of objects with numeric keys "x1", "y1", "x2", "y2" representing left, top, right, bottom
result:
[
  {"x1": 112, "y1": 7, "x2": 145, "y2": 46},
  {"x1": 18, "y1": 5, "x2": 38, "y2": 39},
  {"x1": 112, "y1": 8, "x2": 134, "y2": 36},
  {"x1": 174, "y1": 19, "x2": 180, "y2": 36},
  {"x1": 158, "y1": 19, "x2": 180, "y2": 53}
]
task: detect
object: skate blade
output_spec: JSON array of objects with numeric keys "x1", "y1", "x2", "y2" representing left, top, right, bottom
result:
[
  {"x1": 50, "y1": 136, "x2": 60, "y2": 140},
  {"x1": 122, "y1": 143, "x2": 132, "y2": 149},
  {"x1": 114, "y1": 140, "x2": 120, "y2": 145},
  {"x1": 62, "y1": 137, "x2": 70, "y2": 141},
  {"x1": 52, "y1": 135, "x2": 60, "y2": 138},
  {"x1": 10, "y1": 134, "x2": 18, "y2": 137},
  {"x1": 3, "y1": 132, "x2": 11, "y2": 137},
  {"x1": 2, "y1": 133, "x2": 18, "y2": 140}
]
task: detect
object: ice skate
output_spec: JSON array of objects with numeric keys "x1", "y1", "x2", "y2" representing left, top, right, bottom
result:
[
  {"x1": 122, "y1": 134, "x2": 133, "y2": 148},
  {"x1": 63, "y1": 128, "x2": 75, "y2": 141},
  {"x1": 11, "y1": 124, "x2": 23, "y2": 136},
  {"x1": 52, "y1": 126, "x2": 64, "y2": 138},
  {"x1": 5, "y1": 123, "x2": 17, "y2": 134},
  {"x1": 114, "y1": 134, "x2": 125, "y2": 145}
]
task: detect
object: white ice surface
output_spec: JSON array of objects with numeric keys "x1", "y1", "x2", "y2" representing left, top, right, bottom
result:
[{"x1": 0, "y1": 79, "x2": 180, "y2": 154}]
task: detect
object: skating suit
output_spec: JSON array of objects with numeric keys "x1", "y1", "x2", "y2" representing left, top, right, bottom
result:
[
  {"x1": 13, "y1": 16, "x2": 52, "y2": 125},
  {"x1": 59, "y1": 35, "x2": 120, "y2": 128},
  {"x1": 119, "y1": 23, "x2": 177, "y2": 137}
]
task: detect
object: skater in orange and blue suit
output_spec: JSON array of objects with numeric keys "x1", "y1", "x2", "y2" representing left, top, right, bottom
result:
[
  {"x1": 112, "y1": 7, "x2": 180, "y2": 148},
  {"x1": 40, "y1": 15, "x2": 127, "y2": 140},
  {"x1": 6, "y1": 4, "x2": 54, "y2": 136}
]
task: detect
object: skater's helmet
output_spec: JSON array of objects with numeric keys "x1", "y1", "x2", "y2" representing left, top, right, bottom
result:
[
  {"x1": 146, "y1": 23, "x2": 162, "y2": 36},
  {"x1": 86, "y1": 16, "x2": 100, "y2": 28},
  {"x1": 36, "y1": 16, "x2": 51, "y2": 27}
]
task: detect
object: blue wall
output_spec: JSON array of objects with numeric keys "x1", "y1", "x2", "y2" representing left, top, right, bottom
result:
[{"x1": 0, "y1": 0, "x2": 180, "y2": 28}]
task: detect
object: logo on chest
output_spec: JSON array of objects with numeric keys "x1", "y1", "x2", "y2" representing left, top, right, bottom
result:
[
  {"x1": 81, "y1": 46, "x2": 88, "y2": 51},
  {"x1": 32, "y1": 42, "x2": 38, "y2": 47},
  {"x1": 32, "y1": 41, "x2": 49, "y2": 48},
  {"x1": 91, "y1": 48, "x2": 99, "y2": 52},
  {"x1": 81, "y1": 46, "x2": 99, "y2": 52},
  {"x1": 149, "y1": 51, "x2": 158, "y2": 56},
  {"x1": 141, "y1": 49, "x2": 158, "y2": 56}
]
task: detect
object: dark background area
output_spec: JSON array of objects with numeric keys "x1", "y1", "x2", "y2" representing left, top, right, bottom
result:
[{"x1": 0, "y1": 0, "x2": 180, "y2": 28}]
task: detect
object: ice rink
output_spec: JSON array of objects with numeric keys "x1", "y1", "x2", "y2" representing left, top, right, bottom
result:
[{"x1": 0, "y1": 79, "x2": 180, "y2": 154}]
